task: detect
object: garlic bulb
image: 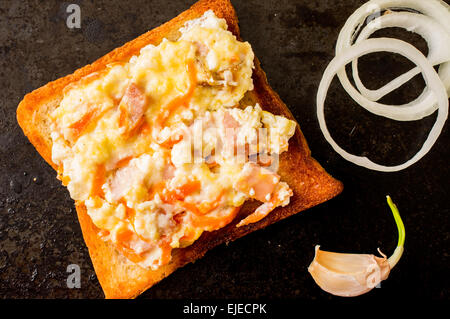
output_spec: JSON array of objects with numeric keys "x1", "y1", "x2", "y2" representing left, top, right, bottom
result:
[{"x1": 308, "y1": 196, "x2": 405, "y2": 297}]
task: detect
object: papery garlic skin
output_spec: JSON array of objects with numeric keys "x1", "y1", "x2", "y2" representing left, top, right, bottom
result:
[{"x1": 308, "y1": 245, "x2": 390, "y2": 297}]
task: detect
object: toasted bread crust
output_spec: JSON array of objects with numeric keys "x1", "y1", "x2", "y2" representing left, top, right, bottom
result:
[{"x1": 16, "y1": 0, "x2": 343, "y2": 298}]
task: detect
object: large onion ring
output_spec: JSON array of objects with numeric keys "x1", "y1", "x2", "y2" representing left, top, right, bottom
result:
[
  {"x1": 317, "y1": 38, "x2": 448, "y2": 172},
  {"x1": 352, "y1": 12, "x2": 450, "y2": 103},
  {"x1": 336, "y1": 0, "x2": 450, "y2": 52},
  {"x1": 335, "y1": 0, "x2": 450, "y2": 121}
]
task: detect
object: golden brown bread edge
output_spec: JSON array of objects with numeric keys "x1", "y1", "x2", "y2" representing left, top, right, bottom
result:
[{"x1": 16, "y1": 0, "x2": 343, "y2": 298}]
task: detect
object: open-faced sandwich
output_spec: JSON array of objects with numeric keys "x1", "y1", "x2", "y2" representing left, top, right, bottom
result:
[{"x1": 16, "y1": 0, "x2": 343, "y2": 298}]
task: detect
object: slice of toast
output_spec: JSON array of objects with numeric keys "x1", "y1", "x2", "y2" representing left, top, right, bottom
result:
[{"x1": 16, "y1": 0, "x2": 343, "y2": 298}]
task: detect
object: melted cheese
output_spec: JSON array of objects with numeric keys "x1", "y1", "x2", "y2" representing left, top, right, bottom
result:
[{"x1": 50, "y1": 11, "x2": 296, "y2": 270}]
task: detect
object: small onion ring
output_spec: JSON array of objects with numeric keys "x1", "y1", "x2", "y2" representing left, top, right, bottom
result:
[
  {"x1": 317, "y1": 38, "x2": 448, "y2": 172},
  {"x1": 352, "y1": 12, "x2": 450, "y2": 103},
  {"x1": 335, "y1": 0, "x2": 450, "y2": 121}
]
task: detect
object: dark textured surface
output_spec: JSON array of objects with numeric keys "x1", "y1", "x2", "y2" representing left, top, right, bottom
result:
[{"x1": 0, "y1": 0, "x2": 449, "y2": 299}]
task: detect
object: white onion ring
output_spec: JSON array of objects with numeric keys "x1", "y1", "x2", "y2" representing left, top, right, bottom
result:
[
  {"x1": 317, "y1": 38, "x2": 448, "y2": 172},
  {"x1": 335, "y1": 0, "x2": 450, "y2": 121},
  {"x1": 352, "y1": 12, "x2": 450, "y2": 103},
  {"x1": 438, "y1": 59, "x2": 450, "y2": 86},
  {"x1": 336, "y1": 0, "x2": 450, "y2": 52}
]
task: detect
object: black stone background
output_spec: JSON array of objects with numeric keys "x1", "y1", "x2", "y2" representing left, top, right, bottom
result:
[{"x1": 0, "y1": 0, "x2": 448, "y2": 299}]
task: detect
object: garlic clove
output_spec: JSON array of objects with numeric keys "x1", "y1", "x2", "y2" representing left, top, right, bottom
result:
[
  {"x1": 308, "y1": 196, "x2": 405, "y2": 297},
  {"x1": 308, "y1": 245, "x2": 390, "y2": 297}
]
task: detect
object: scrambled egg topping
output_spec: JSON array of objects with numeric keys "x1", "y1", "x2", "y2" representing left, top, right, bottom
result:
[{"x1": 50, "y1": 11, "x2": 297, "y2": 269}]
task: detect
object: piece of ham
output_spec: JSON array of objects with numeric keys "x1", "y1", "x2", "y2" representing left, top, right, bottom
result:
[
  {"x1": 234, "y1": 163, "x2": 292, "y2": 227},
  {"x1": 118, "y1": 83, "x2": 148, "y2": 135},
  {"x1": 223, "y1": 110, "x2": 240, "y2": 129},
  {"x1": 234, "y1": 163, "x2": 280, "y2": 202},
  {"x1": 236, "y1": 181, "x2": 293, "y2": 228},
  {"x1": 109, "y1": 161, "x2": 144, "y2": 201}
]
